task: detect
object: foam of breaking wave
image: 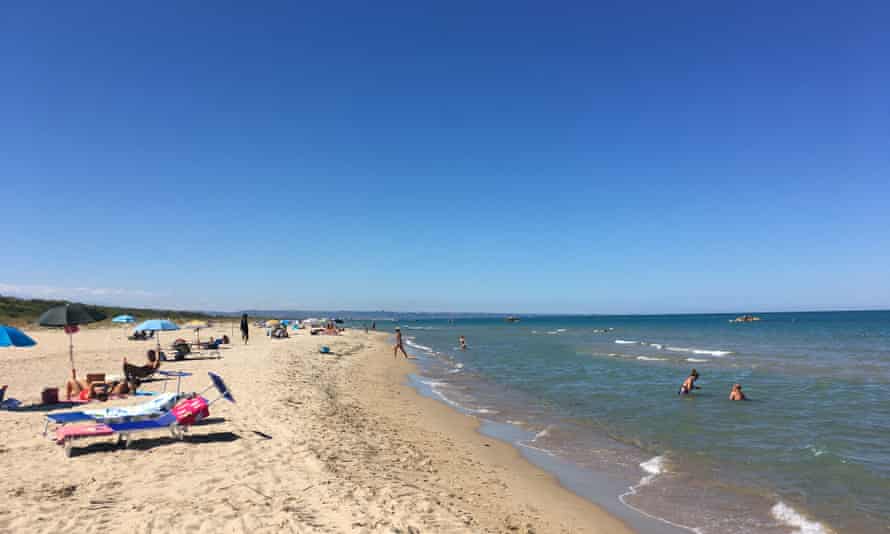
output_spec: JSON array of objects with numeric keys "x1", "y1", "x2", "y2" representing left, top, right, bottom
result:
[
  {"x1": 771, "y1": 502, "x2": 829, "y2": 534},
  {"x1": 637, "y1": 356, "x2": 668, "y2": 361},
  {"x1": 547, "y1": 328, "x2": 567, "y2": 335},
  {"x1": 405, "y1": 340, "x2": 434, "y2": 353},
  {"x1": 416, "y1": 377, "x2": 497, "y2": 416},
  {"x1": 619, "y1": 456, "x2": 702, "y2": 533},
  {"x1": 666, "y1": 346, "x2": 732, "y2": 357},
  {"x1": 405, "y1": 326, "x2": 438, "y2": 330},
  {"x1": 648, "y1": 343, "x2": 664, "y2": 349},
  {"x1": 615, "y1": 339, "x2": 638, "y2": 344},
  {"x1": 517, "y1": 425, "x2": 556, "y2": 456},
  {"x1": 686, "y1": 358, "x2": 709, "y2": 363},
  {"x1": 692, "y1": 349, "x2": 733, "y2": 356},
  {"x1": 447, "y1": 362, "x2": 465, "y2": 374}
]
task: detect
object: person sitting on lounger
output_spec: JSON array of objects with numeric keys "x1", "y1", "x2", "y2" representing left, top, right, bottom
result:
[
  {"x1": 66, "y1": 370, "x2": 133, "y2": 401},
  {"x1": 123, "y1": 350, "x2": 162, "y2": 383}
]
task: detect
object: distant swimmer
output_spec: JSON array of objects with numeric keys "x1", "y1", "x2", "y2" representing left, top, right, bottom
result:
[
  {"x1": 393, "y1": 327, "x2": 409, "y2": 359},
  {"x1": 678, "y1": 369, "x2": 700, "y2": 395},
  {"x1": 729, "y1": 383, "x2": 747, "y2": 401},
  {"x1": 459, "y1": 335, "x2": 467, "y2": 350}
]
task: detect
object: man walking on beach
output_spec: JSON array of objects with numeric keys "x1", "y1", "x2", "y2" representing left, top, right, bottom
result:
[
  {"x1": 393, "y1": 327, "x2": 409, "y2": 359},
  {"x1": 240, "y1": 313, "x2": 249, "y2": 345}
]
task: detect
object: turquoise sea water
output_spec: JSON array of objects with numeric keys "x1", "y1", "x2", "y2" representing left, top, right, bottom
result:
[{"x1": 381, "y1": 311, "x2": 890, "y2": 533}]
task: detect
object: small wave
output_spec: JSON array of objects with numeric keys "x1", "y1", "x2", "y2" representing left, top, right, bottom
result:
[
  {"x1": 692, "y1": 349, "x2": 733, "y2": 356},
  {"x1": 547, "y1": 329, "x2": 567, "y2": 335},
  {"x1": 615, "y1": 339, "x2": 637, "y2": 344},
  {"x1": 619, "y1": 456, "x2": 702, "y2": 533},
  {"x1": 517, "y1": 426, "x2": 556, "y2": 456},
  {"x1": 686, "y1": 358, "x2": 709, "y2": 363},
  {"x1": 405, "y1": 340, "x2": 434, "y2": 353},
  {"x1": 771, "y1": 502, "x2": 829, "y2": 534},
  {"x1": 405, "y1": 326, "x2": 438, "y2": 330},
  {"x1": 639, "y1": 455, "x2": 664, "y2": 485},
  {"x1": 637, "y1": 356, "x2": 668, "y2": 361},
  {"x1": 666, "y1": 346, "x2": 732, "y2": 356},
  {"x1": 648, "y1": 343, "x2": 664, "y2": 349}
]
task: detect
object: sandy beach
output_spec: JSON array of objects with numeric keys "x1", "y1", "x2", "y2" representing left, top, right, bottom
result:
[{"x1": 0, "y1": 325, "x2": 632, "y2": 533}]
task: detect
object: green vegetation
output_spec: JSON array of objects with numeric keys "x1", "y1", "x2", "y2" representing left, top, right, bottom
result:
[{"x1": 0, "y1": 295, "x2": 222, "y2": 329}]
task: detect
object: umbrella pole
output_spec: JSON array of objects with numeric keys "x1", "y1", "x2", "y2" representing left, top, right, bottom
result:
[{"x1": 68, "y1": 332, "x2": 75, "y2": 376}]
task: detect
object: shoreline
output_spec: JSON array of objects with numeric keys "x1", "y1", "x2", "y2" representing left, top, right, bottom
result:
[{"x1": 352, "y1": 331, "x2": 636, "y2": 533}]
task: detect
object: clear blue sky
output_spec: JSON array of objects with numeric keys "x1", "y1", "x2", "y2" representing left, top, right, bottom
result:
[{"x1": 2, "y1": 1, "x2": 889, "y2": 314}]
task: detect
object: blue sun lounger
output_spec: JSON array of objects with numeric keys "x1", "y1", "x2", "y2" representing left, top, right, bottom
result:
[
  {"x1": 54, "y1": 372, "x2": 234, "y2": 457},
  {"x1": 44, "y1": 392, "x2": 179, "y2": 436}
]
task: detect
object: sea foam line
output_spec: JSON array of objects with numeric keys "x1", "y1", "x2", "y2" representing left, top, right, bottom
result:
[
  {"x1": 516, "y1": 426, "x2": 556, "y2": 456},
  {"x1": 618, "y1": 456, "x2": 702, "y2": 534},
  {"x1": 771, "y1": 502, "x2": 830, "y2": 534}
]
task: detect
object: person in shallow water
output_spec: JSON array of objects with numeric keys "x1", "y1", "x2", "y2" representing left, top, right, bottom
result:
[
  {"x1": 459, "y1": 335, "x2": 467, "y2": 350},
  {"x1": 729, "y1": 383, "x2": 747, "y2": 401},
  {"x1": 678, "y1": 369, "x2": 700, "y2": 395},
  {"x1": 393, "y1": 327, "x2": 409, "y2": 359}
]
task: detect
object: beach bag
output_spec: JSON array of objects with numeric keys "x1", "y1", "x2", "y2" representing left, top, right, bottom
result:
[{"x1": 42, "y1": 387, "x2": 59, "y2": 405}]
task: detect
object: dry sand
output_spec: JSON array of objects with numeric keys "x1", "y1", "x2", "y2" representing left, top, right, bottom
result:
[{"x1": 0, "y1": 325, "x2": 632, "y2": 533}]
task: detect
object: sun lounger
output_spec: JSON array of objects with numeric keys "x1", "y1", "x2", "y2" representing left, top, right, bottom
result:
[
  {"x1": 54, "y1": 372, "x2": 234, "y2": 457},
  {"x1": 44, "y1": 392, "x2": 179, "y2": 435}
]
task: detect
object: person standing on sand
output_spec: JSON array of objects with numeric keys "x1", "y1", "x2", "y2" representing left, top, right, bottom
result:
[
  {"x1": 393, "y1": 327, "x2": 409, "y2": 359},
  {"x1": 240, "y1": 313, "x2": 249, "y2": 344}
]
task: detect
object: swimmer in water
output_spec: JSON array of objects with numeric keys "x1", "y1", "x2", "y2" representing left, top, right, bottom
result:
[
  {"x1": 678, "y1": 369, "x2": 700, "y2": 395},
  {"x1": 459, "y1": 335, "x2": 467, "y2": 350},
  {"x1": 729, "y1": 383, "x2": 747, "y2": 401}
]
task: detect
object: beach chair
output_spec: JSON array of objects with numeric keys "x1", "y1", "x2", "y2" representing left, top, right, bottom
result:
[
  {"x1": 43, "y1": 392, "x2": 179, "y2": 436},
  {"x1": 55, "y1": 372, "x2": 234, "y2": 457}
]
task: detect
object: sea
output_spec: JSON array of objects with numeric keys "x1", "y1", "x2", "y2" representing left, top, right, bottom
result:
[{"x1": 366, "y1": 311, "x2": 890, "y2": 534}]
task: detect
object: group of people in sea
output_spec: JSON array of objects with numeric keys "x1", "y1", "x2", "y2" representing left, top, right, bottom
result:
[{"x1": 679, "y1": 368, "x2": 747, "y2": 401}]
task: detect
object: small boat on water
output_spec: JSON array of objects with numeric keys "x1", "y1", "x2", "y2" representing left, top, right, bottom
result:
[
  {"x1": 729, "y1": 315, "x2": 761, "y2": 323},
  {"x1": 505, "y1": 316, "x2": 520, "y2": 323}
]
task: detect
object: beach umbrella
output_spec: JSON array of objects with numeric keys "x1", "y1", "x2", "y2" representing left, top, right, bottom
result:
[
  {"x1": 266, "y1": 319, "x2": 280, "y2": 327},
  {"x1": 38, "y1": 303, "x2": 107, "y2": 374},
  {"x1": 111, "y1": 315, "x2": 135, "y2": 341},
  {"x1": 133, "y1": 319, "x2": 180, "y2": 359},
  {"x1": 183, "y1": 320, "x2": 209, "y2": 344},
  {"x1": 0, "y1": 325, "x2": 37, "y2": 347}
]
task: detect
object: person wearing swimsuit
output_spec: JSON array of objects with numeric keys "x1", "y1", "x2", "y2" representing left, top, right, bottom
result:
[
  {"x1": 729, "y1": 383, "x2": 747, "y2": 401},
  {"x1": 393, "y1": 327, "x2": 409, "y2": 359},
  {"x1": 679, "y1": 369, "x2": 700, "y2": 395}
]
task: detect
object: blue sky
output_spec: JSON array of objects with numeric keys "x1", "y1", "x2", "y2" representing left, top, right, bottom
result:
[{"x1": 2, "y1": 1, "x2": 889, "y2": 314}]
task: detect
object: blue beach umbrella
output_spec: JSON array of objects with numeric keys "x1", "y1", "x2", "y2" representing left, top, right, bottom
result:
[
  {"x1": 0, "y1": 325, "x2": 37, "y2": 348},
  {"x1": 112, "y1": 315, "x2": 135, "y2": 324},
  {"x1": 133, "y1": 319, "x2": 180, "y2": 358}
]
